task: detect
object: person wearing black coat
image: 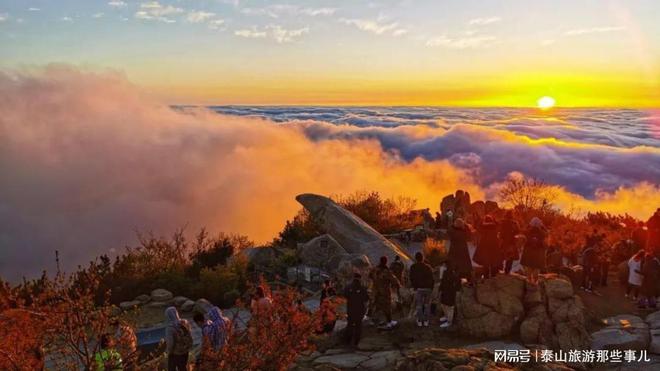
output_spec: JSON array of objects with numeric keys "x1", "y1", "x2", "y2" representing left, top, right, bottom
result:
[
  {"x1": 447, "y1": 218, "x2": 473, "y2": 282},
  {"x1": 639, "y1": 252, "x2": 660, "y2": 309},
  {"x1": 520, "y1": 217, "x2": 548, "y2": 284},
  {"x1": 344, "y1": 273, "x2": 369, "y2": 347},
  {"x1": 499, "y1": 211, "x2": 520, "y2": 274},
  {"x1": 474, "y1": 215, "x2": 502, "y2": 280}
]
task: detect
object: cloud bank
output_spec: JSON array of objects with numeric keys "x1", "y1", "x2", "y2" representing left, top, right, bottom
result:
[{"x1": 0, "y1": 67, "x2": 658, "y2": 280}]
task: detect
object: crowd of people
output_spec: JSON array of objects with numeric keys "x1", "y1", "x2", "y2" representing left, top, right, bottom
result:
[{"x1": 340, "y1": 207, "x2": 660, "y2": 348}]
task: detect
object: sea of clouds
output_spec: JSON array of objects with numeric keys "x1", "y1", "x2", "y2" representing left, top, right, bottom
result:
[{"x1": 1, "y1": 67, "x2": 659, "y2": 280}]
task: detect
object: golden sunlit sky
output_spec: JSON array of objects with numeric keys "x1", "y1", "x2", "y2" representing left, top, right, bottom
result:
[{"x1": 1, "y1": 0, "x2": 660, "y2": 106}]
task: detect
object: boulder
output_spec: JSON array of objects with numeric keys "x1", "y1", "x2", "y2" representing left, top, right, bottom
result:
[
  {"x1": 555, "y1": 322, "x2": 590, "y2": 351},
  {"x1": 194, "y1": 298, "x2": 213, "y2": 314},
  {"x1": 591, "y1": 328, "x2": 649, "y2": 351},
  {"x1": 150, "y1": 288, "x2": 173, "y2": 302},
  {"x1": 134, "y1": 294, "x2": 151, "y2": 304},
  {"x1": 650, "y1": 329, "x2": 660, "y2": 354},
  {"x1": 146, "y1": 301, "x2": 168, "y2": 309},
  {"x1": 296, "y1": 194, "x2": 411, "y2": 266},
  {"x1": 173, "y1": 296, "x2": 189, "y2": 307},
  {"x1": 181, "y1": 300, "x2": 195, "y2": 312},
  {"x1": 360, "y1": 350, "x2": 402, "y2": 370},
  {"x1": 336, "y1": 254, "x2": 372, "y2": 287},
  {"x1": 120, "y1": 300, "x2": 142, "y2": 311},
  {"x1": 520, "y1": 305, "x2": 554, "y2": 345},
  {"x1": 298, "y1": 234, "x2": 349, "y2": 272},
  {"x1": 542, "y1": 276, "x2": 574, "y2": 299},
  {"x1": 313, "y1": 353, "x2": 370, "y2": 369},
  {"x1": 646, "y1": 310, "x2": 660, "y2": 329},
  {"x1": 358, "y1": 336, "x2": 394, "y2": 351},
  {"x1": 523, "y1": 283, "x2": 543, "y2": 308},
  {"x1": 440, "y1": 194, "x2": 456, "y2": 215}
]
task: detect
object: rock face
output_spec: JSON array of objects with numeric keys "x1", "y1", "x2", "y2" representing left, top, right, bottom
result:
[
  {"x1": 298, "y1": 234, "x2": 349, "y2": 272},
  {"x1": 194, "y1": 298, "x2": 213, "y2": 314},
  {"x1": 296, "y1": 194, "x2": 411, "y2": 266},
  {"x1": 336, "y1": 254, "x2": 372, "y2": 287},
  {"x1": 592, "y1": 315, "x2": 650, "y2": 351},
  {"x1": 150, "y1": 288, "x2": 173, "y2": 302},
  {"x1": 134, "y1": 294, "x2": 151, "y2": 304},
  {"x1": 456, "y1": 274, "x2": 589, "y2": 351}
]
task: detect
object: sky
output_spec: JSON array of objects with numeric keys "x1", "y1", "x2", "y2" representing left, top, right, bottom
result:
[{"x1": 1, "y1": 0, "x2": 660, "y2": 106}]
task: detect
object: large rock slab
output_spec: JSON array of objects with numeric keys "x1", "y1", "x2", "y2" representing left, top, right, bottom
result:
[
  {"x1": 150, "y1": 288, "x2": 173, "y2": 302},
  {"x1": 542, "y1": 277, "x2": 574, "y2": 299},
  {"x1": 173, "y1": 296, "x2": 189, "y2": 307},
  {"x1": 296, "y1": 194, "x2": 411, "y2": 265},
  {"x1": 134, "y1": 294, "x2": 151, "y2": 304}
]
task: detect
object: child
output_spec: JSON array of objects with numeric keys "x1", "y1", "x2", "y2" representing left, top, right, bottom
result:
[
  {"x1": 626, "y1": 250, "x2": 644, "y2": 300},
  {"x1": 439, "y1": 262, "x2": 462, "y2": 329}
]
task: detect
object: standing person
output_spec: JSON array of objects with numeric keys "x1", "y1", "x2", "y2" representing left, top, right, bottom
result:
[
  {"x1": 95, "y1": 333, "x2": 123, "y2": 371},
  {"x1": 319, "y1": 280, "x2": 337, "y2": 334},
  {"x1": 631, "y1": 222, "x2": 648, "y2": 252},
  {"x1": 647, "y1": 209, "x2": 660, "y2": 255},
  {"x1": 112, "y1": 320, "x2": 137, "y2": 370},
  {"x1": 251, "y1": 286, "x2": 272, "y2": 313},
  {"x1": 409, "y1": 252, "x2": 434, "y2": 327},
  {"x1": 597, "y1": 235, "x2": 611, "y2": 286},
  {"x1": 581, "y1": 231, "x2": 600, "y2": 292},
  {"x1": 520, "y1": 217, "x2": 548, "y2": 284},
  {"x1": 370, "y1": 256, "x2": 401, "y2": 329},
  {"x1": 344, "y1": 273, "x2": 369, "y2": 348},
  {"x1": 389, "y1": 256, "x2": 405, "y2": 286},
  {"x1": 499, "y1": 211, "x2": 520, "y2": 274},
  {"x1": 473, "y1": 215, "x2": 502, "y2": 280},
  {"x1": 639, "y1": 252, "x2": 660, "y2": 309},
  {"x1": 192, "y1": 313, "x2": 211, "y2": 370},
  {"x1": 627, "y1": 250, "x2": 645, "y2": 301},
  {"x1": 447, "y1": 218, "x2": 474, "y2": 284},
  {"x1": 165, "y1": 306, "x2": 193, "y2": 371},
  {"x1": 439, "y1": 262, "x2": 462, "y2": 329}
]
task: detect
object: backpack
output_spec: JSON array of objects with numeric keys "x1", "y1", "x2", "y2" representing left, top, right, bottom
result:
[{"x1": 172, "y1": 322, "x2": 193, "y2": 355}]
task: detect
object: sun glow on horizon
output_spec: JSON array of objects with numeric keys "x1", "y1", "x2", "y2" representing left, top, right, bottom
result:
[{"x1": 537, "y1": 96, "x2": 556, "y2": 110}]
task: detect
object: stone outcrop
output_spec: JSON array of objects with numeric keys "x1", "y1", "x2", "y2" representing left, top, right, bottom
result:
[
  {"x1": 194, "y1": 298, "x2": 213, "y2": 315},
  {"x1": 456, "y1": 274, "x2": 589, "y2": 351},
  {"x1": 336, "y1": 254, "x2": 372, "y2": 287},
  {"x1": 296, "y1": 194, "x2": 411, "y2": 266},
  {"x1": 298, "y1": 234, "x2": 349, "y2": 272},
  {"x1": 150, "y1": 288, "x2": 173, "y2": 302},
  {"x1": 120, "y1": 300, "x2": 142, "y2": 311},
  {"x1": 591, "y1": 313, "x2": 660, "y2": 354}
]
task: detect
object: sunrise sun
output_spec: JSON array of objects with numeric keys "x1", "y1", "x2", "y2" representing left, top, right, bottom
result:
[{"x1": 537, "y1": 96, "x2": 556, "y2": 110}]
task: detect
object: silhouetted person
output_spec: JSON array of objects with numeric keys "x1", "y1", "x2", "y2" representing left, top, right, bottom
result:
[
  {"x1": 165, "y1": 307, "x2": 193, "y2": 371},
  {"x1": 344, "y1": 273, "x2": 369, "y2": 348},
  {"x1": 639, "y1": 251, "x2": 660, "y2": 309},
  {"x1": 521, "y1": 217, "x2": 547, "y2": 284},
  {"x1": 439, "y1": 262, "x2": 461, "y2": 329},
  {"x1": 499, "y1": 211, "x2": 520, "y2": 274},
  {"x1": 447, "y1": 218, "x2": 473, "y2": 284},
  {"x1": 474, "y1": 215, "x2": 501, "y2": 279},
  {"x1": 409, "y1": 252, "x2": 434, "y2": 327},
  {"x1": 369, "y1": 256, "x2": 400, "y2": 329},
  {"x1": 319, "y1": 280, "x2": 337, "y2": 334},
  {"x1": 389, "y1": 256, "x2": 405, "y2": 284}
]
